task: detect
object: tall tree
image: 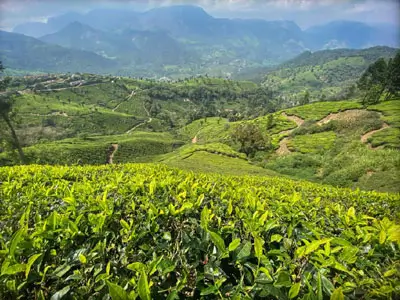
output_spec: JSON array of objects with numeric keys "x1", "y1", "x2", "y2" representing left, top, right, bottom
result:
[
  {"x1": 0, "y1": 62, "x2": 26, "y2": 164},
  {"x1": 385, "y1": 51, "x2": 400, "y2": 100},
  {"x1": 358, "y1": 58, "x2": 388, "y2": 105},
  {"x1": 231, "y1": 123, "x2": 271, "y2": 157}
]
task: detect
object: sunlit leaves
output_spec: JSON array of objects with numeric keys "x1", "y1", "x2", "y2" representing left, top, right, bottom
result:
[{"x1": 0, "y1": 163, "x2": 398, "y2": 299}]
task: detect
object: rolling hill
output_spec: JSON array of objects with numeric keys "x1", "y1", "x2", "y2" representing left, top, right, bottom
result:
[
  {"x1": 261, "y1": 46, "x2": 399, "y2": 102},
  {"x1": 1, "y1": 72, "x2": 399, "y2": 192}
]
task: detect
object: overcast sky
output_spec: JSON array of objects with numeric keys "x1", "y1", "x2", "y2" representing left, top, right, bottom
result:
[{"x1": 0, "y1": 0, "x2": 399, "y2": 30}]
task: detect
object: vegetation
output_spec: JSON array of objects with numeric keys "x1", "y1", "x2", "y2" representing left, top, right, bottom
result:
[
  {"x1": 261, "y1": 47, "x2": 398, "y2": 103},
  {"x1": 231, "y1": 123, "x2": 271, "y2": 157},
  {"x1": 358, "y1": 51, "x2": 400, "y2": 105},
  {"x1": 0, "y1": 164, "x2": 399, "y2": 299},
  {"x1": 0, "y1": 62, "x2": 26, "y2": 163}
]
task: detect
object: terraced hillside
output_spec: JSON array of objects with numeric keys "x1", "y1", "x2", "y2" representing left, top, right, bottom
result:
[
  {"x1": 261, "y1": 46, "x2": 398, "y2": 102},
  {"x1": 176, "y1": 99, "x2": 400, "y2": 192}
]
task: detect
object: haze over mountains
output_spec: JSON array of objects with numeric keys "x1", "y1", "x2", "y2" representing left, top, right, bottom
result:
[{"x1": 1, "y1": 5, "x2": 399, "y2": 77}]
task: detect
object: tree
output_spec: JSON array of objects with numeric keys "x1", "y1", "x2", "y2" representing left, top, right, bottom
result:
[
  {"x1": 231, "y1": 123, "x2": 271, "y2": 157},
  {"x1": 358, "y1": 57, "x2": 389, "y2": 105},
  {"x1": 300, "y1": 90, "x2": 310, "y2": 105},
  {"x1": 0, "y1": 61, "x2": 26, "y2": 164},
  {"x1": 385, "y1": 51, "x2": 400, "y2": 100},
  {"x1": 266, "y1": 114, "x2": 275, "y2": 130}
]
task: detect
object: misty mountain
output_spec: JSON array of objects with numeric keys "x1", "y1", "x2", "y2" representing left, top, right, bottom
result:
[
  {"x1": 7, "y1": 5, "x2": 399, "y2": 77},
  {"x1": 0, "y1": 31, "x2": 117, "y2": 74},
  {"x1": 305, "y1": 21, "x2": 398, "y2": 50}
]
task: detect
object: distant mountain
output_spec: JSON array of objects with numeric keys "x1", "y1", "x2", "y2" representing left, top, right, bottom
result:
[
  {"x1": 0, "y1": 31, "x2": 117, "y2": 74},
  {"x1": 40, "y1": 22, "x2": 192, "y2": 66},
  {"x1": 305, "y1": 21, "x2": 398, "y2": 50},
  {"x1": 8, "y1": 5, "x2": 400, "y2": 77},
  {"x1": 40, "y1": 21, "x2": 129, "y2": 57}
]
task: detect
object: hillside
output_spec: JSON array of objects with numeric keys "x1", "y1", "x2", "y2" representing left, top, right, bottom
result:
[
  {"x1": 0, "y1": 31, "x2": 117, "y2": 74},
  {"x1": 0, "y1": 164, "x2": 399, "y2": 299},
  {"x1": 1, "y1": 71, "x2": 399, "y2": 192},
  {"x1": 261, "y1": 46, "x2": 399, "y2": 102}
]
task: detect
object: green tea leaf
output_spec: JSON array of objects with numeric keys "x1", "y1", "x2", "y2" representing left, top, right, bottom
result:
[
  {"x1": 25, "y1": 254, "x2": 41, "y2": 279},
  {"x1": 387, "y1": 225, "x2": 400, "y2": 242},
  {"x1": 200, "y1": 206, "x2": 209, "y2": 230},
  {"x1": 347, "y1": 207, "x2": 355, "y2": 219},
  {"x1": 79, "y1": 254, "x2": 87, "y2": 264},
  {"x1": 289, "y1": 282, "x2": 301, "y2": 299},
  {"x1": 271, "y1": 234, "x2": 283, "y2": 243},
  {"x1": 138, "y1": 270, "x2": 151, "y2": 300},
  {"x1": 163, "y1": 232, "x2": 172, "y2": 241},
  {"x1": 305, "y1": 238, "x2": 332, "y2": 255},
  {"x1": 120, "y1": 219, "x2": 131, "y2": 231},
  {"x1": 229, "y1": 238, "x2": 241, "y2": 252},
  {"x1": 50, "y1": 286, "x2": 71, "y2": 300},
  {"x1": 2, "y1": 263, "x2": 25, "y2": 275},
  {"x1": 254, "y1": 235, "x2": 264, "y2": 260},
  {"x1": 379, "y1": 230, "x2": 386, "y2": 244},
  {"x1": 259, "y1": 267, "x2": 273, "y2": 281},
  {"x1": 317, "y1": 272, "x2": 323, "y2": 300},
  {"x1": 127, "y1": 262, "x2": 146, "y2": 272},
  {"x1": 9, "y1": 229, "x2": 23, "y2": 258},
  {"x1": 236, "y1": 241, "x2": 252, "y2": 261},
  {"x1": 383, "y1": 269, "x2": 397, "y2": 277},
  {"x1": 210, "y1": 231, "x2": 226, "y2": 254},
  {"x1": 330, "y1": 287, "x2": 344, "y2": 300},
  {"x1": 107, "y1": 281, "x2": 128, "y2": 300}
]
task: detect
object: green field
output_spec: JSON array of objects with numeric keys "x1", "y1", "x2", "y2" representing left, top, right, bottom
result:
[{"x1": 0, "y1": 164, "x2": 399, "y2": 299}]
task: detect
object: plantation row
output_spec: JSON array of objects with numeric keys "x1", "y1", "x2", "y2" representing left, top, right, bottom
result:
[{"x1": 0, "y1": 164, "x2": 399, "y2": 299}]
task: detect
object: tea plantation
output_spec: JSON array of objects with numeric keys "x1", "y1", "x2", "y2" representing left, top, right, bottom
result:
[{"x1": 0, "y1": 164, "x2": 399, "y2": 299}]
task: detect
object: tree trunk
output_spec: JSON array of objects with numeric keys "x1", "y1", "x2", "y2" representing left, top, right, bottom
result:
[{"x1": 1, "y1": 113, "x2": 26, "y2": 164}]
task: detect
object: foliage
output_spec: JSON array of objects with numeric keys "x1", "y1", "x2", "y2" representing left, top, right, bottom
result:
[
  {"x1": 0, "y1": 164, "x2": 399, "y2": 299},
  {"x1": 358, "y1": 52, "x2": 400, "y2": 105},
  {"x1": 262, "y1": 47, "x2": 398, "y2": 102},
  {"x1": 284, "y1": 101, "x2": 362, "y2": 121},
  {"x1": 231, "y1": 123, "x2": 271, "y2": 157},
  {"x1": 0, "y1": 132, "x2": 183, "y2": 166},
  {"x1": 0, "y1": 62, "x2": 26, "y2": 163},
  {"x1": 287, "y1": 131, "x2": 336, "y2": 154}
]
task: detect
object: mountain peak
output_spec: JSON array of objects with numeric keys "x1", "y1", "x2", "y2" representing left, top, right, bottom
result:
[{"x1": 147, "y1": 5, "x2": 212, "y2": 19}]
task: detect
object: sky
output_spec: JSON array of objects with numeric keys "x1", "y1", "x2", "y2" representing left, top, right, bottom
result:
[{"x1": 0, "y1": 0, "x2": 399, "y2": 30}]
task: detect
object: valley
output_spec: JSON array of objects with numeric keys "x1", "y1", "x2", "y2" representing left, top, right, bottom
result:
[{"x1": 0, "y1": 3, "x2": 399, "y2": 299}]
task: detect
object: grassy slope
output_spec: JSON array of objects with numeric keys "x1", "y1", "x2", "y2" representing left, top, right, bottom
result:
[
  {"x1": 0, "y1": 132, "x2": 184, "y2": 166},
  {"x1": 177, "y1": 99, "x2": 400, "y2": 192},
  {"x1": 266, "y1": 99, "x2": 400, "y2": 192},
  {"x1": 261, "y1": 47, "x2": 399, "y2": 100}
]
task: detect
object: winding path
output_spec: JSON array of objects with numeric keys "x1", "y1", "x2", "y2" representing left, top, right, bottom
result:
[
  {"x1": 106, "y1": 144, "x2": 119, "y2": 164},
  {"x1": 361, "y1": 123, "x2": 389, "y2": 145},
  {"x1": 112, "y1": 90, "x2": 136, "y2": 112},
  {"x1": 276, "y1": 113, "x2": 305, "y2": 155},
  {"x1": 125, "y1": 100, "x2": 153, "y2": 134}
]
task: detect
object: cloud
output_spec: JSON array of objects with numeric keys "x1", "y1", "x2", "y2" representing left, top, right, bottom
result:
[{"x1": 0, "y1": 0, "x2": 398, "y2": 30}]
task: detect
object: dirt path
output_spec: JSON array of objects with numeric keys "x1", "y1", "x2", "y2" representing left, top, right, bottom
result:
[
  {"x1": 361, "y1": 123, "x2": 389, "y2": 144},
  {"x1": 276, "y1": 113, "x2": 305, "y2": 155},
  {"x1": 276, "y1": 137, "x2": 291, "y2": 155},
  {"x1": 37, "y1": 82, "x2": 103, "y2": 92},
  {"x1": 125, "y1": 98, "x2": 153, "y2": 134},
  {"x1": 106, "y1": 144, "x2": 119, "y2": 164},
  {"x1": 317, "y1": 109, "x2": 367, "y2": 126},
  {"x1": 112, "y1": 90, "x2": 135, "y2": 112},
  {"x1": 282, "y1": 112, "x2": 304, "y2": 127}
]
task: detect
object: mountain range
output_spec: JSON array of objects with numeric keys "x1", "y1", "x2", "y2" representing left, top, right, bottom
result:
[{"x1": 2, "y1": 5, "x2": 399, "y2": 77}]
